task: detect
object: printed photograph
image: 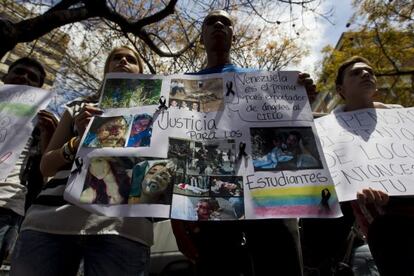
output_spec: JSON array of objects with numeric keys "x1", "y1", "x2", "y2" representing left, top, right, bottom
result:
[
  {"x1": 209, "y1": 176, "x2": 243, "y2": 198},
  {"x1": 101, "y1": 78, "x2": 161, "y2": 108},
  {"x1": 127, "y1": 113, "x2": 153, "y2": 147},
  {"x1": 169, "y1": 78, "x2": 224, "y2": 112},
  {"x1": 173, "y1": 173, "x2": 209, "y2": 197},
  {"x1": 83, "y1": 116, "x2": 131, "y2": 148},
  {"x1": 251, "y1": 127, "x2": 323, "y2": 172},
  {"x1": 171, "y1": 195, "x2": 244, "y2": 221},
  {"x1": 129, "y1": 159, "x2": 176, "y2": 205},
  {"x1": 79, "y1": 157, "x2": 176, "y2": 205},
  {"x1": 168, "y1": 99, "x2": 200, "y2": 112},
  {"x1": 168, "y1": 138, "x2": 236, "y2": 176}
]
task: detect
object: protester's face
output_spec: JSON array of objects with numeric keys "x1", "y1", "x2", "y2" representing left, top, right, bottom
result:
[
  {"x1": 201, "y1": 10, "x2": 233, "y2": 52},
  {"x1": 97, "y1": 118, "x2": 127, "y2": 146},
  {"x1": 224, "y1": 182, "x2": 237, "y2": 191},
  {"x1": 337, "y1": 62, "x2": 377, "y2": 101},
  {"x1": 131, "y1": 118, "x2": 151, "y2": 135},
  {"x1": 272, "y1": 139, "x2": 281, "y2": 147},
  {"x1": 192, "y1": 103, "x2": 199, "y2": 110},
  {"x1": 286, "y1": 134, "x2": 299, "y2": 149},
  {"x1": 3, "y1": 64, "x2": 42, "y2": 87},
  {"x1": 142, "y1": 164, "x2": 170, "y2": 195},
  {"x1": 89, "y1": 158, "x2": 110, "y2": 179},
  {"x1": 107, "y1": 48, "x2": 141, "y2": 73},
  {"x1": 171, "y1": 100, "x2": 178, "y2": 107},
  {"x1": 197, "y1": 201, "x2": 211, "y2": 220}
]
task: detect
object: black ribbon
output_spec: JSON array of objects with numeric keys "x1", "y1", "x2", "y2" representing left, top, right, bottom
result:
[
  {"x1": 71, "y1": 157, "x2": 83, "y2": 174},
  {"x1": 226, "y1": 81, "x2": 235, "y2": 96},
  {"x1": 320, "y1": 188, "x2": 331, "y2": 210},
  {"x1": 158, "y1": 96, "x2": 168, "y2": 111},
  {"x1": 238, "y1": 142, "x2": 247, "y2": 160}
]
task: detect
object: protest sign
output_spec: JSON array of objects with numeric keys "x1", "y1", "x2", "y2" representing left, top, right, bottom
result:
[
  {"x1": 65, "y1": 71, "x2": 341, "y2": 220},
  {"x1": 0, "y1": 85, "x2": 54, "y2": 181},
  {"x1": 316, "y1": 108, "x2": 414, "y2": 201}
]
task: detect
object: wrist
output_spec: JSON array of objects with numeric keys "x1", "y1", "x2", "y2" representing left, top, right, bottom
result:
[
  {"x1": 62, "y1": 142, "x2": 75, "y2": 163},
  {"x1": 62, "y1": 137, "x2": 79, "y2": 163},
  {"x1": 68, "y1": 136, "x2": 80, "y2": 153}
]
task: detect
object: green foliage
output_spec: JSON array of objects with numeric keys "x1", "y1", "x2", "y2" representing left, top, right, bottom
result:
[
  {"x1": 316, "y1": 0, "x2": 414, "y2": 111},
  {"x1": 101, "y1": 79, "x2": 161, "y2": 108}
]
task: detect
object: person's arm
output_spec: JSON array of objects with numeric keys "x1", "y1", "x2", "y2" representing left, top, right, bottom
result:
[
  {"x1": 297, "y1": 72, "x2": 317, "y2": 105},
  {"x1": 36, "y1": 110, "x2": 59, "y2": 154},
  {"x1": 40, "y1": 104, "x2": 102, "y2": 177},
  {"x1": 170, "y1": 219, "x2": 199, "y2": 263},
  {"x1": 39, "y1": 110, "x2": 75, "y2": 177}
]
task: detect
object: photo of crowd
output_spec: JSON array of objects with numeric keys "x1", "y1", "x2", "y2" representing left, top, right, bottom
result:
[
  {"x1": 168, "y1": 138, "x2": 244, "y2": 220},
  {"x1": 79, "y1": 157, "x2": 176, "y2": 205},
  {"x1": 251, "y1": 127, "x2": 323, "y2": 171},
  {"x1": 168, "y1": 99, "x2": 200, "y2": 112},
  {"x1": 168, "y1": 138, "x2": 236, "y2": 177},
  {"x1": 169, "y1": 78, "x2": 224, "y2": 112},
  {"x1": 101, "y1": 78, "x2": 161, "y2": 108}
]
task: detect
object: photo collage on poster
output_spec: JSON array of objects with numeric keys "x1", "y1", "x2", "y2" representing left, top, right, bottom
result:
[
  {"x1": 64, "y1": 71, "x2": 341, "y2": 220},
  {"x1": 77, "y1": 136, "x2": 245, "y2": 221},
  {"x1": 79, "y1": 156, "x2": 175, "y2": 206},
  {"x1": 82, "y1": 113, "x2": 154, "y2": 148},
  {"x1": 169, "y1": 138, "x2": 244, "y2": 221}
]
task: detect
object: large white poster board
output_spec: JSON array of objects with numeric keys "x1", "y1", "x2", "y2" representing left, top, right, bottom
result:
[
  {"x1": 65, "y1": 71, "x2": 342, "y2": 220},
  {"x1": 0, "y1": 85, "x2": 54, "y2": 181},
  {"x1": 315, "y1": 108, "x2": 414, "y2": 202}
]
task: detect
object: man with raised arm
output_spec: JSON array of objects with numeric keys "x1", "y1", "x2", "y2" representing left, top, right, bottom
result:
[{"x1": 171, "y1": 9, "x2": 316, "y2": 276}]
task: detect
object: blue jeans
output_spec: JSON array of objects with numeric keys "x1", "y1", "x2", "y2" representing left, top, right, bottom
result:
[
  {"x1": 0, "y1": 208, "x2": 22, "y2": 266},
  {"x1": 11, "y1": 230, "x2": 150, "y2": 276}
]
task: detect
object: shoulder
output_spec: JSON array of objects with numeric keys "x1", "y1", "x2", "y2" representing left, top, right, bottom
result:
[
  {"x1": 332, "y1": 104, "x2": 345, "y2": 113},
  {"x1": 188, "y1": 64, "x2": 258, "y2": 75},
  {"x1": 373, "y1": 102, "x2": 403, "y2": 109}
]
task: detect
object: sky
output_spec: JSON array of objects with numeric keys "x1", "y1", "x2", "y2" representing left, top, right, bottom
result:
[{"x1": 289, "y1": 0, "x2": 354, "y2": 74}]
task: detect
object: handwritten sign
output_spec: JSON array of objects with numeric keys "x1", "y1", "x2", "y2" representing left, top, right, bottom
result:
[
  {"x1": 0, "y1": 85, "x2": 54, "y2": 181},
  {"x1": 231, "y1": 71, "x2": 313, "y2": 122},
  {"x1": 315, "y1": 107, "x2": 414, "y2": 201},
  {"x1": 65, "y1": 72, "x2": 341, "y2": 220}
]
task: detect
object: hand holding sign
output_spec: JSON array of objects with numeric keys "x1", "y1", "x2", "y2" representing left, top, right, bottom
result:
[
  {"x1": 297, "y1": 72, "x2": 317, "y2": 105},
  {"x1": 357, "y1": 188, "x2": 389, "y2": 206},
  {"x1": 37, "y1": 110, "x2": 58, "y2": 134},
  {"x1": 73, "y1": 104, "x2": 103, "y2": 137}
]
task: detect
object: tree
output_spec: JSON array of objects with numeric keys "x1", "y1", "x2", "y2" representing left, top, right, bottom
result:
[
  {"x1": 0, "y1": 0, "x2": 326, "y2": 60},
  {"x1": 315, "y1": 0, "x2": 414, "y2": 109},
  {"x1": 1, "y1": 0, "x2": 328, "y2": 114},
  {"x1": 351, "y1": 0, "x2": 414, "y2": 77}
]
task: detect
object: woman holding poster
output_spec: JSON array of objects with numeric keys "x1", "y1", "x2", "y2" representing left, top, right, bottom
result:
[{"x1": 11, "y1": 46, "x2": 153, "y2": 276}]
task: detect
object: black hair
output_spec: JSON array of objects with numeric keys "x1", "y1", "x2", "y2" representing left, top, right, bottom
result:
[
  {"x1": 335, "y1": 56, "x2": 372, "y2": 87},
  {"x1": 9, "y1": 57, "x2": 46, "y2": 87},
  {"x1": 288, "y1": 131, "x2": 302, "y2": 142}
]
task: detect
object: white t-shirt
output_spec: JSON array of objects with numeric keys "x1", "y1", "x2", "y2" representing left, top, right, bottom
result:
[
  {"x1": 333, "y1": 102, "x2": 403, "y2": 113},
  {"x1": 0, "y1": 137, "x2": 31, "y2": 216}
]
